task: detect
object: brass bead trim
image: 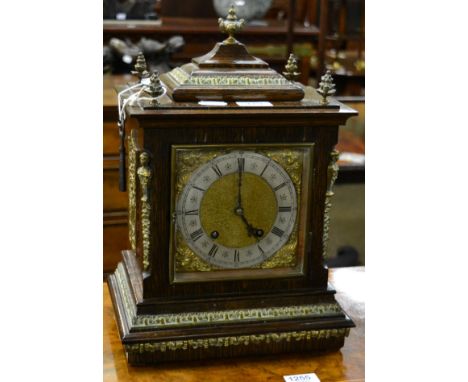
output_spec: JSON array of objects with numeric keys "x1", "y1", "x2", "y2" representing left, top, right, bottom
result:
[{"x1": 125, "y1": 328, "x2": 350, "y2": 353}]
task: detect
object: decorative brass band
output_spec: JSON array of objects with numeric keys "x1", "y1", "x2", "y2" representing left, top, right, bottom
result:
[
  {"x1": 127, "y1": 132, "x2": 139, "y2": 251},
  {"x1": 114, "y1": 261, "x2": 343, "y2": 331},
  {"x1": 137, "y1": 152, "x2": 152, "y2": 271},
  {"x1": 125, "y1": 328, "x2": 350, "y2": 353},
  {"x1": 166, "y1": 67, "x2": 189, "y2": 85},
  {"x1": 135, "y1": 302, "x2": 341, "y2": 328},
  {"x1": 187, "y1": 74, "x2": 289, "y2": 87},
  {"x1": 322, "y1": 149, "x2": 340, "y2": 259}
]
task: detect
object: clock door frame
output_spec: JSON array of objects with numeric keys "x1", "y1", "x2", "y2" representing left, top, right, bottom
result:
[{"x1": 168, "y1": 143, "x2": 315, "y2": 284}]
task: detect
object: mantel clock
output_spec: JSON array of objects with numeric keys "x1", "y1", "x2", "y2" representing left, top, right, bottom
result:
[{"x1": 108, "y1": 7, "x2": 358, "y2": 365}]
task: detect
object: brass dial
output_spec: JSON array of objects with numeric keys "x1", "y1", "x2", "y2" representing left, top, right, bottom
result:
[{"x1": 176, "y1": 151, "x2": 297, "y2": 269}]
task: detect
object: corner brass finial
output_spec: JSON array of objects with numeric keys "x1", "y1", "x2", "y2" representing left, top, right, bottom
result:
[
  {"x1": 218, "y1": 6, "x2": 245, "y2": 44},
  {"x1": 283, "y1": 54, "x2": 301, "y2": 81},
  {"x1": 144, "y1": 72, "x2": 165, "y2": 104},
  {"x1": 131, "y1": 52, "x2": 150, "y2": 80},
  {"x1": 317, "y1": 70, "x2": 336, "y2": 105}
]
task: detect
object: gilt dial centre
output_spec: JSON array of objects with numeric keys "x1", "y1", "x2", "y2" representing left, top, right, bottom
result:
[{"x1": 200, "y1": 172, "x2": 276, "y2": 249}]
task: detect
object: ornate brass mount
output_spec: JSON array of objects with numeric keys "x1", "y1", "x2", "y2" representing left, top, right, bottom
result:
[
  {"x1": 218, "y1": 6, "x2": 245, "y2": 44},
  {"x1": 283, "y1": 54, "x2": 301, "y2": 81},
  {"x1": 317, "y1": 70, "x2": 336, "y2": 105},
  {"x1": 131, "y1": 52, "x2": 150, "y2": 81},
  {"x1": 322, "y1": 149, "x2": 339, "y2": 259},
  {"x1": 128, "y1": 132, "x2": 139, "y2": 252},
  {"x1": 137, "y1": 151, "x2": 153, "y2": 271}
]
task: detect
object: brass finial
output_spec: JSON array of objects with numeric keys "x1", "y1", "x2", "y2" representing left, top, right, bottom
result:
[
  {"x1": 317, "y1": 70, "x2": 336, "y2": 105},
  {"x1": 144, "y1": 72, "x2": 165, "y2": 104},
  {"x1": 218, "y1": 6, "x2": 245, "y2": 44},
  {"x1": 283, "y1": 54, "x2": 301, "y2": 81},
  {"x1": 131, "y1": 52, "x2": 150, "y2": 80}
]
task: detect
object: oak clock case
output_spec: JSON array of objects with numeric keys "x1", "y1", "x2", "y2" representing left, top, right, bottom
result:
[{"x1": 108, "y1": 7, "x2": 357, "y2": 365}]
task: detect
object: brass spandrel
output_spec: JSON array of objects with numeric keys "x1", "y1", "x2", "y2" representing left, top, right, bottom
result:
[{"x1": 174, "y1": 230, "x2": 211, "y2": 272}]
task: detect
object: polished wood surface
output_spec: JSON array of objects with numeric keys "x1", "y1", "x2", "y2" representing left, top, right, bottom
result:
[{"x1": 104, "y1": 266, "x2": 364, "y2": 381}]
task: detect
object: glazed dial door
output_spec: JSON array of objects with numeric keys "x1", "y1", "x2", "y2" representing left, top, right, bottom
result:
[{"x1": 176, "y1": 151, "x2": 297, "y2": 269}]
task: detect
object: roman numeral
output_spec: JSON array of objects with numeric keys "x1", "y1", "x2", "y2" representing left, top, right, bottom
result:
[
  {"x1": 208, "y1": 244, "x2": 218, "y2": 257},
  {"x1": 211, "y1": 164, "x2": 222, "y2": 178},
  {"x1": 233, "y1": 249, "x2": 240, "y2": 262},
  {"x1": 257, "y1": 244, "x2": 267, "y2": 259},
  {"x1": 273, "y1": 182, "x2": 288, "y2": 191},
  {"x1": 192, "y1": 185, "x2": 205, "y2": 192},
  {"x1": 184, "y1": 209, "x2": 199, "y2": 216},
  {"x1": 190, "y1": 228, "x2": 204, "y2": 242},
  {"x1": 271, "y1": 226, "x2": 284, "y2": 237},
  {"x1": 278, "y1": 206, "x2": 292, "y2": 212},
  {"x1": 237, "y1": 157, "x2": 245, "y2": 172},
  {"x1": 260, "y1": 160, "x2": 270, "y2": 176}
]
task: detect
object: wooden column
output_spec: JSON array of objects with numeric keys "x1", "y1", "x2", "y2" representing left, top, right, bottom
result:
[
  {"x1": 317, "y1": 0, "x2": 329, "y2": 80},
  {"x1": 287, "y1": 0, "x2": 297, "y2": 56}
]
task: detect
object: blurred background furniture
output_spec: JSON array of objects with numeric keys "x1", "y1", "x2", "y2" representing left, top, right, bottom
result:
[
  {"x1": 103, "y1": 74, "x2": 134, "y2": 274},
  {"x1": 104, "y1": 0, "x2": 364, "y2": 93}
]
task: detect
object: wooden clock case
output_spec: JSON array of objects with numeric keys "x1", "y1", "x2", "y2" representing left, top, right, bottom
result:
[{"x1": 108, "y1": 26, "x2": 357, "y2": 365}]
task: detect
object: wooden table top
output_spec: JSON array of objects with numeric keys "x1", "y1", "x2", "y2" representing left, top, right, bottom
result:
[{"x1": 103, "y1": 266, "x2": 365, "y2": 382}]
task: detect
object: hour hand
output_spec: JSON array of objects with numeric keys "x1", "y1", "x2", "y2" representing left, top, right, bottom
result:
[{"x1": 235, "y1": 208, "x2": 264, "y2": 238}]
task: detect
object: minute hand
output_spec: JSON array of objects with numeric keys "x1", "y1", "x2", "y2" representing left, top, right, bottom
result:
[
  {"x1": 234, "y1": 160, "x2": 263, "y2": 238},
  {"x1": 237, "y1": 159, "x2": 242, "y2": 210}
]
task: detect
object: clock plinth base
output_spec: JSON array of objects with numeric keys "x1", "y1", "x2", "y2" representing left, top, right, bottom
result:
[{"x1": 108, "y1": 251, "x2": 354, "y2": 365}]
